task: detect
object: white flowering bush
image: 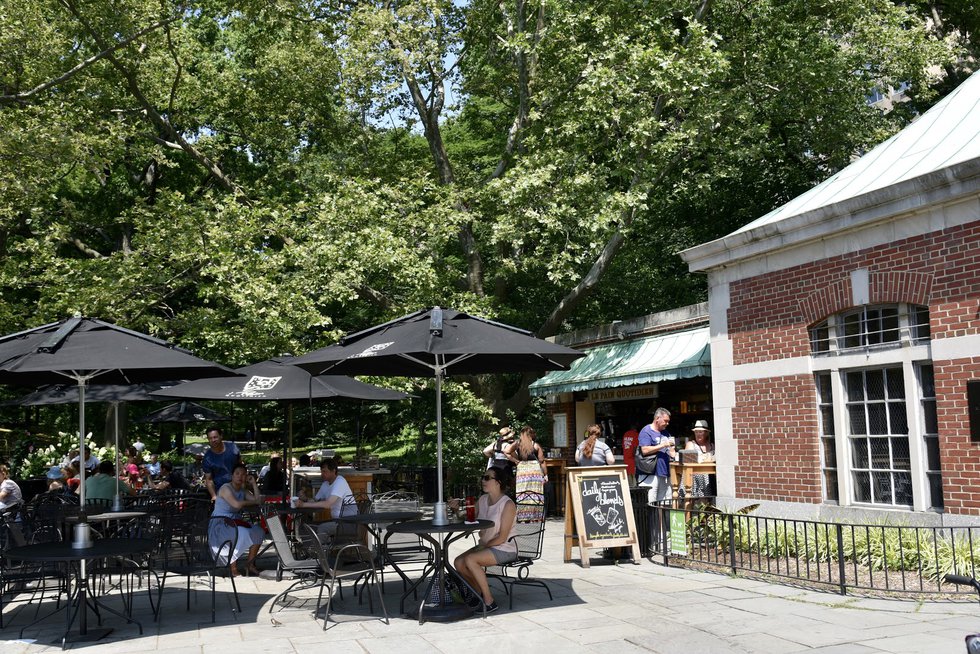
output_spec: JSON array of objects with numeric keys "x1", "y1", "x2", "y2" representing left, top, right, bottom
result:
[{"x1": 17, "y1": 431, "x2": 116, "y2": 478}]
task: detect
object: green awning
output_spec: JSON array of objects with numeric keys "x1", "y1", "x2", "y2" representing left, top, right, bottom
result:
[{"x1": 529, "y1": 327, "x2": 710, "y2": 396}]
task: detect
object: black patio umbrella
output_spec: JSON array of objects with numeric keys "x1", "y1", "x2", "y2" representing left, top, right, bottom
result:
[
  {"x1": 1, "y1": 381, "x2": 175, "y2": 407},
  {"x1": 2, "y1": 381, "x2": 179, "y2": 508},
  {"x1": 0, "y1": 316, "x2": 236, "y2": 543},
  {"x1": 136, "y1": 400, "x2": 230, "y2": 453},
  {"x1": 290, "y1": 307, "x2": 583, "y2": 523},
  {"x1": 152, "y1": 356, "x2": 409, "y2": 495},
  {"x1": 137, "y1": 400, "x2": 230, "y2": 424}
]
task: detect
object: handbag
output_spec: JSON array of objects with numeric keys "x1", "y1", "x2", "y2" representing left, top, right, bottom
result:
[{"x1": 634, "y1": 441, "x2": 659, "y2": 475}]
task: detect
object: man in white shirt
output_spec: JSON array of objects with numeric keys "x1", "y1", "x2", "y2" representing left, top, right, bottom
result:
[{"x1": 296, "y1": 458, "x2": 355, "y2": 542}]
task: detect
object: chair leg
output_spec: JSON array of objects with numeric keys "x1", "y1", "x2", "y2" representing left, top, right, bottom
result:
[
  {"x1": 230, "y1": 572, "x2": 241, "y2": 613},
  {"x1": 370, "y1": 570, "x2": 388, "y2": 624}
]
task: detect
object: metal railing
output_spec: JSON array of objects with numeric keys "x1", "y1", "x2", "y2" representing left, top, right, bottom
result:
[{"x1": 648, "y1": 498, "x2": 980, "y2": 598}]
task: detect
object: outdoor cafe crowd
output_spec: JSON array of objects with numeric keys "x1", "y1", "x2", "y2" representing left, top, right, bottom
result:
[{"x1": 0, "y1": 421, "x2": 562, "y2": 644}]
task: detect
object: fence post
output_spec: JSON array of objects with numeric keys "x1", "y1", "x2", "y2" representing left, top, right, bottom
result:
[
  {"x1": 836, "y1": 523, "x2": 847, "y2": 596},
  {"x1": 662, "y1": 504, "x2": 670, "y2": 567},
  {"x1": 728, "y1": 512, "x2": 737, "y2": 576}
]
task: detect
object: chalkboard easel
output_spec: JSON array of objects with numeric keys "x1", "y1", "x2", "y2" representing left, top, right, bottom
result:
[{"x1": 564, "y1": 465, "x2": 641, "y2": 567}]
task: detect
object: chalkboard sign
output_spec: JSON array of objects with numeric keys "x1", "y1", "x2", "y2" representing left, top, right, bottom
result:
[
  {"x1": 564, "y1": 465, "x2": 640, "y2": 567},
  {"x1": 578, "y1": 474, "x2": 629, "y2": 540}
]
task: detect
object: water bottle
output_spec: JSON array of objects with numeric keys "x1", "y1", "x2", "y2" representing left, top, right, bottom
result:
[{"x1": 465, "y1": 496, "x2": 476, "y2": 522}]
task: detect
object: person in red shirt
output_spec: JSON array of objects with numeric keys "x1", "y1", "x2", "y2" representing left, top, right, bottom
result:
[{"x1": 621, "y1": 422, "x2": 640, "y2": 486}]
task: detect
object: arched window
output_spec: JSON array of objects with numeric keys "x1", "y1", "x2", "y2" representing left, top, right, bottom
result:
[{"x1": 809, "y1": 304, "x2": 930, "y2": 354}]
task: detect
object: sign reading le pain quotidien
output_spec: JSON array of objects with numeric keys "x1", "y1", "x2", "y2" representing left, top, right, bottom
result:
[{"x1": 564, "y1": 465, "x2": 641, "y2": 567}]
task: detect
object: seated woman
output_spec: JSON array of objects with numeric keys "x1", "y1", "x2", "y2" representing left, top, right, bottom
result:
[
  {"x1": 452, "y1": 466, "x2": 518, "y2": 614},
  {"x1": 208, "y1": 463, "x2": 264, "y2": 576},
  {"x1": 260, "y1": 457, "x2": 285, "y2": 496},
  {"x1": 0, "y1": 464, "x2": 23, "y2": 512}
]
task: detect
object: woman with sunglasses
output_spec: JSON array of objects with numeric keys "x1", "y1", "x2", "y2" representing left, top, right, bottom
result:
[{"x1": 452, "y1": 465, "x2": 517, "y2": 613}]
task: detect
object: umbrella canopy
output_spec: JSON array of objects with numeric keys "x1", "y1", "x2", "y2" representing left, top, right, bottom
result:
[
  {"x1": 292, "y1": 307, "x2": 583, "y2": 377},
  {"x1": 136, "y1": 401, "x2": 230, "y2": 424},
  {"x1": 0, "y1": 316, "x2": 235, "y2": 542},
  {"x1": 152, "y1": 356, "x2": 408, "y2": 497},
  {"x1": 290, "y1": 307, "x2": 583, "y2": 523},
  {"x1": 0, "y1": 317, "x2": 237, "y2": 386},
  {"x1": 2, "y1": 381, "x2": 176, "y2": 407},
  {"x1": 152, "y1": 357, "x2": 408, "y2": 402}
]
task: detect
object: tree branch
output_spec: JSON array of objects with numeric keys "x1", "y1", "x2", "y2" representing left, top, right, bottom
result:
[
  {"x1": 69, "y1": 237, "x2": 105, "y2": 259},
  {"x1": 0, "y1": 16, "x2": 179, "y2": 106},
  {"x1": 59, "y1": 0, "x2": 243, "y2": 196}
]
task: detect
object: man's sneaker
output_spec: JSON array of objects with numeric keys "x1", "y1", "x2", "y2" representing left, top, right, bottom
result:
[
  {"x1": 466, "y1": 595, "x2": 482, "y2": 609},
  {"x1": 485, "y1": 601, "x2": 499, "y2": 614}
]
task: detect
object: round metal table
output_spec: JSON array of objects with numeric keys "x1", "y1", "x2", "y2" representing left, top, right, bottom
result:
[
  {"x1": 386, "y1": 518, "x2": 492, "y2": 623},
  {"x1": 5, "y1": 537, "x2": 155, "y2": 648}
]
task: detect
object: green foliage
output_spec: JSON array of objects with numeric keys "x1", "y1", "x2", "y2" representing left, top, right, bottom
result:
[
  {"x1": 0, "y1": 0, "x2": 960, "y2": 450},
  {"x1": 12, "y1": 431, "x2": 116, "y2": 479}
]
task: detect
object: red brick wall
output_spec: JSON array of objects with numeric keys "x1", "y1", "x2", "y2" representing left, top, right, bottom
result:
[
  {"x1": 935, "y1": 356, "x2": 980, "y2": 516},
  {"x1": 729, "y1": 221, "x2": 980, "y2": 365},
  {"x1": 727, "y1": 219, "x2": 980, "y2": 512},
  {"x1": 733, "y1": 374, "x2": 823, "y2": 503}
]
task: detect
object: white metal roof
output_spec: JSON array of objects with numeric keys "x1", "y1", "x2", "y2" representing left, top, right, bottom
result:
[{"x1": 733, "y1": 72, "x2": 980, "y2": 236}]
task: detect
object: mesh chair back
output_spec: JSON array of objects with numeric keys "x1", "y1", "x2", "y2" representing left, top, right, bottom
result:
[
  {"x1": 267, "y1": 513, "x2": 311, "y2": 569},
  {"x1": 512, "y1": 520, "x2": 546, "y2": 561}
]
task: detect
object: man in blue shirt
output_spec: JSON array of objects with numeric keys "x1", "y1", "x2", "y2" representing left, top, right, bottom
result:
[
  {"x1": 637, "y1": 408, "x2": 674, "y2": 501},
  {"x1": 203, "y1": 426, "x2": 241, "y2": 499},
  {"x1": 637, "y1": 408, "x2": 674, "y2": 553}
]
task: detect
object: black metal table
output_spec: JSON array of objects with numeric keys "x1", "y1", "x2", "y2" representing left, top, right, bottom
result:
[
  {"x1": 336, "y1": 510, "x2": 422, "y2": 543},
  {"x1": 386, "y1": 518, "x2": 492, "y2": 623},
  {"x1": 336, "y1": 511, "x2": 423, "y2": 589},
  {"x1": 4, "y1": 537, "x2": 155, "y2": 648}
]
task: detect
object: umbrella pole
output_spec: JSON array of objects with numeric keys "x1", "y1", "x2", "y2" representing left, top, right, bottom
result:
[
  {"x1": 113, "y1": 402, "x2": 123, "y2": 511},
  {"x1": 286, "y1": 403, "x2": 293, "y2": 503},
  {"x1": 74, "y1": 378, "x2": 93, "y2": 549},
  {"x1": 432, "y1": 368, "x2": 447, "y2": 525}
]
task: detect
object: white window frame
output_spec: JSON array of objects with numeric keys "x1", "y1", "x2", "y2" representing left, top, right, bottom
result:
[{"x1": 811, "y1": 304, "x2": 936, "y2": 511}]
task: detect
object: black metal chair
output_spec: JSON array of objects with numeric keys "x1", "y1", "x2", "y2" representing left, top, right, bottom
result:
[
  {"x1": 0, "y1": 503, "x2": 71, "y2": 629},
  {"x1": 152, "y1": 515, "x2": 241, "y2": 623},
  {"x1": 486, "y1": 519, "x2": 553, "y2": 609},
  {"x1": 302, "y1": 523, "x2": 387, "y2": 631}
]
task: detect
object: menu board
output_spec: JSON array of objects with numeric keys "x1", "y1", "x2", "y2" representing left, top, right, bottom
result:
[
  {"x1": 564, "y1": 465, "x2": 641, "y2": 568},
  {"x1": 578, "y1": 474, "x2": 629, "y2": 540}
]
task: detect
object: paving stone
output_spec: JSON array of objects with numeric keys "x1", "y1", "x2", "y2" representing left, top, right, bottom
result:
[{"x1": 2, "y1": 519, "x2": 976, "y2": 654}]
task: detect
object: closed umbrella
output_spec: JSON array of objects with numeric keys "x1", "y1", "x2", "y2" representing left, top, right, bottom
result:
[{"x1": 291, "y1": 307, "x2": 582, "y2": 524}]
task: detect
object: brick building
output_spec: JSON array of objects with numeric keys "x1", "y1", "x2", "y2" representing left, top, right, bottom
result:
[{"x1": 680, "y1": 71, "x2": 980, "y2": 525}]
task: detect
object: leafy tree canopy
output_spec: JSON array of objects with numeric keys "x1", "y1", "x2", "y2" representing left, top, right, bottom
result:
[{"x1": 0, "y1": 0, "x2": 959, "y2": 440}]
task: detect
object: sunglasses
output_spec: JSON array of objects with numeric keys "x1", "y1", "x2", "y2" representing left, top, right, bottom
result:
[{"x1": 482, "y1": 474, "x2": 497, "y2": 482}]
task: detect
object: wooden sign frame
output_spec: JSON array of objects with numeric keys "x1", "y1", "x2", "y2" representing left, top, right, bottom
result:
[{"x1": 563, "y1": 465, "x2": 641, "y2": 567}]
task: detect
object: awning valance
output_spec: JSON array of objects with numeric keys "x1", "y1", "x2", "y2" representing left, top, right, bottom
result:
[{"x1": 529, "y1": 327, "x2": 710, "y2": 396}]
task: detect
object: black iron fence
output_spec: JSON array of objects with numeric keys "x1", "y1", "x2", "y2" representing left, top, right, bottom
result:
[{"x1": 647, "y1": 498, "x2": 980, "y2": 598}]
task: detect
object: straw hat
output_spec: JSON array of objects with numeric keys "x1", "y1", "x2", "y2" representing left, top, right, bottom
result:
[{"x1": 692, "y1": 420, "x2": 710, "y2": 431}]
